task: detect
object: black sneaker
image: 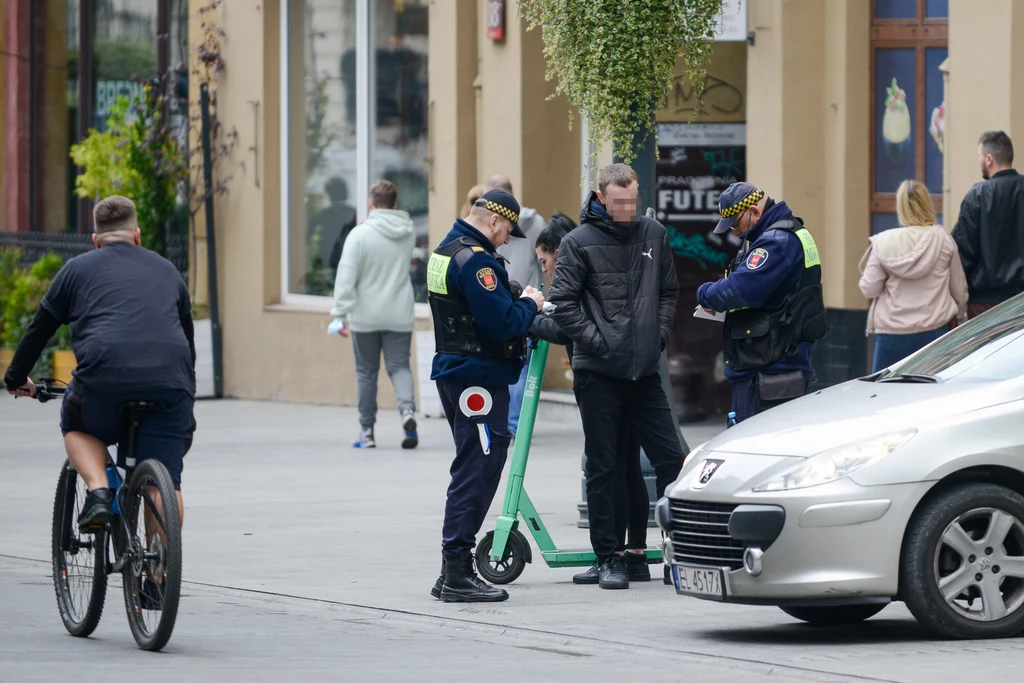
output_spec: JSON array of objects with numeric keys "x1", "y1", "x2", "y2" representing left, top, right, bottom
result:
[
  {"x1": 401, "y1": 411, "x2": 418, "y2": 450},
  {"x1": 573, "y1": 561, "x2": 600, "y2": 585},
  {"x1": 664, "y1": 564, "x2": 673, "y2": 585},
  {"x1": 598, "y1": 556, "x2": 629, "y2": 590},
  {"x1": 625, "y1": 552, "x2": 651, "y2": 582},
  {"x1": 78, "y1": 488, "x2": 114, "y2": 532}
]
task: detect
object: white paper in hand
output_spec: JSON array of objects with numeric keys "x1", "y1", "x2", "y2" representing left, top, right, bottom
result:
[
  {"x1": 693, "y1": 305, "x2": 725, "y2": 322},
  {"x1": 327, "y1": 319, "x2": 344, "y2": 335}
]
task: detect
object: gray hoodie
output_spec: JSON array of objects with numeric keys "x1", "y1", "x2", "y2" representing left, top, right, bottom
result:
[
  {"x1": 331, "y1": 209, "x2": 415, "y2": 333},
  {"x1": 496, "y1": 207, "x2": 546, "y2": 290}
]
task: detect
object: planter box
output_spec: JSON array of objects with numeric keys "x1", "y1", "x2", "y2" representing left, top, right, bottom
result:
[
  {"x1": 52, "y1": 350, "x2": 76, "y2": 385},
  {"x1": 193, "y1": 319, "x2": 216, "y2": 398}
]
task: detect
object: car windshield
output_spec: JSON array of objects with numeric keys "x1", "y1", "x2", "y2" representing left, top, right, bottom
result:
[{"x1": 881, "y1": 294, "x2": 1024, "y2": 383}]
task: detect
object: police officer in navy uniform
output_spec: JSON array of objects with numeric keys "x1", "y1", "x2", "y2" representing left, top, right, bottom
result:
[
  {"x1": 427, "y1": 189, "x2": 545, "y2": 602},
  {"x1": 697, "y1": 182, "x2": 828, "y2": 424}
]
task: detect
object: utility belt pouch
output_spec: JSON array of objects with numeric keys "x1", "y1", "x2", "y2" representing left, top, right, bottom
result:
[{"x1": 756, "y1": 369, "x2": 805, "y2": 404}]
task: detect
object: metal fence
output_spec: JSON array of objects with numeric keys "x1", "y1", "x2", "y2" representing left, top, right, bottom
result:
[{"x1": 0, "y1": 231, "x2": 189, "y2": 282}]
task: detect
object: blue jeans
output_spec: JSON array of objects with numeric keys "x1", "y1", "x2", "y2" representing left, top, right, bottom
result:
[
  {"x1": 507, "y1": 349, "x2": 531, "y2": 435},
  {"x1": 871, "y1": 326, "x2": 948, "y2": 373}
]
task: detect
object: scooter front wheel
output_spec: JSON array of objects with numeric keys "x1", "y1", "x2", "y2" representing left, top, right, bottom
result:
[{"x1": 475, "y1": 530, "x2": 529, "y2": 585}]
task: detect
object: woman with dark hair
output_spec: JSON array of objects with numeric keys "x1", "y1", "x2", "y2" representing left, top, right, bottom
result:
[{"x1": 529, "y1": 211, "x2": 652, "y2": 585}]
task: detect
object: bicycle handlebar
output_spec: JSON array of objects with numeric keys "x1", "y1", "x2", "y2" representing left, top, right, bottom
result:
[{"x1": 31, "y1": 378, "x2": 67, "y2": 403}]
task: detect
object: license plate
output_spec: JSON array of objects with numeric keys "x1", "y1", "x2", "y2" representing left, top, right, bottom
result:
[{"x1": 672, "y1": 564, "x2": 725, "y2": 599}]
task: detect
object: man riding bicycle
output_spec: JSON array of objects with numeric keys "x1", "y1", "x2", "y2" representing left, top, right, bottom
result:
[{"x1": 4, "y1": 196, "x2": 196, "y2": 531}]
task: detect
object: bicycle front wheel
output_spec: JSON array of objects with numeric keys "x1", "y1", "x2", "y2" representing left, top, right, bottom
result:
[
  {"x1": 121, "y1": 459, "x2": 182, "y2": 651},
  {"x1": 51, "y1": 459, "x2": 108, "y2": 637}
]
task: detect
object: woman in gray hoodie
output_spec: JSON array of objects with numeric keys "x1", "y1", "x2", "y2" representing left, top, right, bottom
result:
[{"x1": 859, "y1": 179, "x2": 969, "y2": 372}]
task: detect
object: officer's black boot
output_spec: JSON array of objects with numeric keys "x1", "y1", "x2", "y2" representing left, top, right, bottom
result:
[
  {"x1": 430, "y1": 559, "x2": 445, "y2": 599},
  {"x1": 439, "y1": 554, "x2": 509, "y2": 603}
]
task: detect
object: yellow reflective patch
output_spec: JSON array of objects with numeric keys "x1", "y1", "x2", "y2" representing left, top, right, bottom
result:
[
  {"x1": 471, "y1": 246, "x2": 484, "y2": 252},
  {"x1": 796, "y1": 229, "x2": 821, "y2": 268},
  {"x1": 427, "y1": 253, "x2": 451, "y2": 294}
]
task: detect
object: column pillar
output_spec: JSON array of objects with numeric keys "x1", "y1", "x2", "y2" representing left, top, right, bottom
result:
[{"x1": 5, "y1": 0, "x2": 31, "y2": 232}]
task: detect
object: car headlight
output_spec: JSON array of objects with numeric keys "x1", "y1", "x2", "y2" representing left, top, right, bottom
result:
[
  {"x1": 751, "y1": 430, "x2": 917, "y2": 492},
  {"x1": 683, "y1": 441, "x2": 709, "y2": 469}
]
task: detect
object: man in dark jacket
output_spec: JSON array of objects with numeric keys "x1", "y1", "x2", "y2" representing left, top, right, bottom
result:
[
  {"x1": 548, "y1": 163, "x2": 684, "y2": 590},
  {"x1": 952, "y1": 131, "x2": 1024, "y2": 319}
]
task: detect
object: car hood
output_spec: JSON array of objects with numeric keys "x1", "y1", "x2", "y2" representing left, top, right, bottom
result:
[{"x1": 706, "y1": 377, "x2": 1021, "y2": 458}]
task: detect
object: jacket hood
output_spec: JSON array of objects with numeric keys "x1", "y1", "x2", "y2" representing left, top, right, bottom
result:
[
  {"x1": 870, "y1": 225, "x2": 947, "y2": 280},
  {"x1": 366, "y1": 209, "x2": 413, "y2": 240},
  {"x1": 580, "y1": 191, "x2": 632, "y2": 241},
  {"x1": 520, "y1": 206, "x2": 538, "y2": 221}
]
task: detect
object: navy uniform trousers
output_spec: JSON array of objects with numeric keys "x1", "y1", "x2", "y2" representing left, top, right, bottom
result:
[
  {"x1": 437, "y1": 379, "x2": 513, "y2": 558},
  {"x1": 730, "y1": 373, "x2": 810, "y2": 424}
]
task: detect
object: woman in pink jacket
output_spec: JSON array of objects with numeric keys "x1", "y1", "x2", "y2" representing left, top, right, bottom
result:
[{"x1": 859, "y1": 179, "x2": 969, "y2": 372}]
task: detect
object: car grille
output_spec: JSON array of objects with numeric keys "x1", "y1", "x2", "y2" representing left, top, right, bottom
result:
[{"x1": 669, "y1": 500, "x2": 745, "y2": 570}]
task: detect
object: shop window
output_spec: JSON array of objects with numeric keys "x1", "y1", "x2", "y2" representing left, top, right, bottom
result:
[
  {"x1": 281, "y1": 0, "x2": 430, "y2": 306},
  {"x1": 870, "y1": 0, "x2": 947, "y2": 231}
]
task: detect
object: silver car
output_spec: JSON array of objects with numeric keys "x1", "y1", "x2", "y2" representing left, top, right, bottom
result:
[{"x1": 657, "y1": 296, "x2": 1024, "y2": 639}]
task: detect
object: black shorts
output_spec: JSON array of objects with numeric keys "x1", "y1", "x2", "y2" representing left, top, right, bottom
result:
[{"x1": 60, "y1": 383, "x2": 195, "y2": 490}]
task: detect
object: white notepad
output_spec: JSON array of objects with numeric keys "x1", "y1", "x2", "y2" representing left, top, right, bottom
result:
[{"x1": 693, "y1": 305, "x2": 725, "y2": 322}]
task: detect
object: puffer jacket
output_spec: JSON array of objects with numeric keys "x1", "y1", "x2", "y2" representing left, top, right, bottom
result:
[{"x1": 548, "y1": 192, "x2": 679, "y2": 380}]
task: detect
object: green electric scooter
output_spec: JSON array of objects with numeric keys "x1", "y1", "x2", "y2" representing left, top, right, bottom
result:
[{"x1": 473, "y1": 338, "x2": 663, "y2": 584}]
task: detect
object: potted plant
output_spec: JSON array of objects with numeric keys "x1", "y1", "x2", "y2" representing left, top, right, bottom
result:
[
  {"x1": 0, "y1": 253, "x2": 67, "y2": 381},
  {"x1": 0, "y1": 248, "x2": 21, "y2": 370}
]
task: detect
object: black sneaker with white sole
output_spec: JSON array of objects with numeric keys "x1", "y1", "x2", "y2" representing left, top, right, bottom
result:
[{"x1": 78, "y1": 487, "x2": 114, "y2": 532}]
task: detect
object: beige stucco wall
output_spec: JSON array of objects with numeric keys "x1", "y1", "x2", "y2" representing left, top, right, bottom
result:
[
  {"x1": 946, "y1": 0, "x2": 1024, "y2": 229},
  {"x1": 191, "y1": 1, "x2": 420, "y2": 408},
  {"x1": 746, "y1": 0, "x2": 868, "y2": 311}
]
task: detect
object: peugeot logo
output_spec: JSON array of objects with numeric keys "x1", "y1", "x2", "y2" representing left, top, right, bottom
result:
[{"x1": 692, "y1": 458, "x2": 725, "y2": 489}]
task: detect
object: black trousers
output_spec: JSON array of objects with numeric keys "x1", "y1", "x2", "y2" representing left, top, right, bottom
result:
[
  {"x1": 574, "y1": 370, "x2": 684, "y2": 560},
  {"x1": 612, "y1": 425, "x2": 648, "y2": 551},
  {"x1": 436, "y1": 379, "x2": 513, "y2": 558}
]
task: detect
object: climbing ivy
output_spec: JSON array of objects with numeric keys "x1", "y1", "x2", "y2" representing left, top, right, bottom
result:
[{"x1": 517, "y1": 0, "x2": 727, "y2": 165}]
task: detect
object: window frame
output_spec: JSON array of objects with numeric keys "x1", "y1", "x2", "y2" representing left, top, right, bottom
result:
[
  {"x1": 278, "y1": 0, "x2": 428, "y2": 317},
  {"x1": 869, "y1": 0, "x2": 947, "y2": 220}
]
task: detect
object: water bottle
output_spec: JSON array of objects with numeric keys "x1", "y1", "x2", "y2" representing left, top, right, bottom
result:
[
  {"x1": 106, "y1": 465, "x2": 121, "y2": 515},
  {"x1": 727, "y1": 411, "x2": 737, "y2": 429}
]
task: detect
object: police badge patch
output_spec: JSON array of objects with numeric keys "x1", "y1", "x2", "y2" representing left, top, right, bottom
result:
[
  {"x1": 746, "y1": 248, "x2": 769, "y2": 270},
  {"x1": 476, "y1": 267, "x2": 497, "y2": 291}
]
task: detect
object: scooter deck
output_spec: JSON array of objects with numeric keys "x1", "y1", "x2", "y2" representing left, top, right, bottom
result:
[{"x1": 539, "y1": 547, "x2": 664, "y2": 568}]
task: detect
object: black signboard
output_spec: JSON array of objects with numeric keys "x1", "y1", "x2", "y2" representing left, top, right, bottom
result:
[{"x1": 656, "y1": 123, "x2": 745, "y2": 422}]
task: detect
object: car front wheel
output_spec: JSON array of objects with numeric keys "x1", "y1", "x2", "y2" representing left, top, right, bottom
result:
[{"x1": 901, "y1": 483, "x2": 1024, "y2": 639}]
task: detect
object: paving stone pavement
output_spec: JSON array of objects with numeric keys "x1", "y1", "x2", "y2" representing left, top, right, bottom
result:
[{"x1": 2, "y1": 396, "x2": 1023, "y2": 681}]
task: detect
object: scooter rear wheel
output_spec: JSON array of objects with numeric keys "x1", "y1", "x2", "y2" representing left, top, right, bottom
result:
[{"x1": 475, "y1": 530, "x2": 529, "y2": 585}]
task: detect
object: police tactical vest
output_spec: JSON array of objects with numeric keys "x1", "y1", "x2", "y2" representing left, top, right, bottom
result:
[
  {"x1": 723, "y1": 218, "x2": 828, "y2": 372},
  {"x1": 426, "y1": 237, "x2": 525, "y2": 361}
]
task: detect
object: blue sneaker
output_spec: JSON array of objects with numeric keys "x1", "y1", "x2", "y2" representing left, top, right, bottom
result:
[
  {"x1": 353, "y1": 427, "x2": 376, "y2": 449},
  {"x1": 401, "y1": 411, "x2": 418, "y2": 450}
]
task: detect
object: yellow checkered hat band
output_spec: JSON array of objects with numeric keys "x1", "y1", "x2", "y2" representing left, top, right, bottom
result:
[
  {"x1": 720, "y1": 189, "x2": 764, "y2": 219},
  {"x1": 484, "y1": 200, "x2": 519, "y2": 225}
]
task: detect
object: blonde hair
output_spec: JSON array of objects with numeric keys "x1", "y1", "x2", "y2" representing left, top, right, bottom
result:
[{"x1": 896, "y1": 180, "x2": 936, "y2": 227}]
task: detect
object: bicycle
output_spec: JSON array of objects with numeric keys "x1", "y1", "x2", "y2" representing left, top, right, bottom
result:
[{"x1": 35, "y1": 378, "x2": 182, "y2": 651}]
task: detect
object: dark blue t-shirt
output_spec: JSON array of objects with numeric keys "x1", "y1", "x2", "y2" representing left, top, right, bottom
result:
[{"x1": 41, "y1": 243, "x2": 196, "y2": 396}]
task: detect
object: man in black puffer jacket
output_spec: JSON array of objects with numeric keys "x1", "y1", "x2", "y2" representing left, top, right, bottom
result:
[{"x1": 548, "y1": 163, "x2": 684, "y2": 590}]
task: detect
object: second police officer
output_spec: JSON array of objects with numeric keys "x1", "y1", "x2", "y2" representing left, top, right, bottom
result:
[
  {"x1": 427, "y1": 189, "x2": 545, "y2": 603},
  {"x1": 697, "y1": 182, "x2": 828, "y2": 424}
]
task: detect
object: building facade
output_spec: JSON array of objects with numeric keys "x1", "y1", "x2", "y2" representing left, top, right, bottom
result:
[{"x1": 5, "y1": 0, "x2": 1024, "y2": 415}]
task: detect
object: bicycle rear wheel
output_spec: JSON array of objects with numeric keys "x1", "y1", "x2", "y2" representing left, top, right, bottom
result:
[
  {"x1": 51, "y1": 459, "x2": 108, "y2": 637},
  {"x1": 121, "y1": 459, "x2": 182, "y2": 651}
]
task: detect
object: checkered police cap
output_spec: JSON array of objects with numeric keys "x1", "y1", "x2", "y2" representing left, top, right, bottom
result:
[
  {"x1": 475, "y1": 189, "x2": 525, "y2": 238},
  {"x1": 715, "y1": 182, "x2": 765, "y2": 234}
]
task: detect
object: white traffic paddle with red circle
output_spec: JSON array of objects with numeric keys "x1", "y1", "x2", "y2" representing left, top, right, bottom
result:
[{"x1": 459, "y1": 387, "x2": 493, "y2": 455}]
